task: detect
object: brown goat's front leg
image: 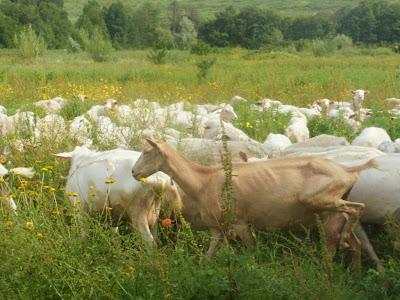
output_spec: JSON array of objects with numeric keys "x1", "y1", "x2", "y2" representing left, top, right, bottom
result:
[{"x1": 207, "y1": 229, "x2": 223, "y2": 257}]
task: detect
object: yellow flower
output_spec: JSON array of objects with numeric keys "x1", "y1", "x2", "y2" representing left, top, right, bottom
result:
[
  {"x1": 35, "y1": 160, "x2": 44, "y2": 164},
  {"x1": 25, "y1": 221, "x2": 34, "y2": 230},
  {"x1": 19, "y1": 180, "x2": 28, "y2": 188},
  {"x1": 123, "y1": 266, "x2": 135, "y2": 276},
  {"x1": 28, "y1": 191, "x2": 39, "y2": 197},
  {"x1": 41, "y1": 167, "x2": 49, "y2": 172},
  {"x1": 106, "y1": 207, "x2": 112, "y2": 212},
  {"x1": 67, "y1": 191, "x2": 79, "y2": 197},
  {"x1": 52, "y1": 208, "x2": 60, "y2": 216},
  {"x1": 48, "y1": 187, "x2": 56, "y2": 193},
  {"x1": 36, "y1": 232, "x2": 44, "y2": 239},
  {"x1": 0, "y1": 157, "x2": 7, "y2": 164},
  {"x1": 245, "y1": 122, "x2": 253, "y2": 129},
  {"x1": 74, "y1": 199, "x2": 81, "y2": 205},
  {"x1": 105, "y1": 178, "x2": 116, "y2": 184},
  {"x1": 5, "y1": 220, "x2": 13, "y2": 227},
  {"x1": 139, "y1": 177, "x2": 147, "y2": 184}
]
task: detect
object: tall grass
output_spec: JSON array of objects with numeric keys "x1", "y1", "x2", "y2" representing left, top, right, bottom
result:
[
  {"x1": 1, "y1": 47, "x2": 400, "y2": 298},
  {"x1": 1, "y1": 48, "x2": 399, "y2": 112}
]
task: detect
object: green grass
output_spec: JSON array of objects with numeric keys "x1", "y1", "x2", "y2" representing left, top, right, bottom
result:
[
  {"x1": 1, "y1": 47, "x2": 400, "y2": 298},
  {"x1": 1, "y1": 47, "x2": 399, "y2": 113},
  {"x1": 64, "y1": 0, "x2": 400, "y2": 22}
]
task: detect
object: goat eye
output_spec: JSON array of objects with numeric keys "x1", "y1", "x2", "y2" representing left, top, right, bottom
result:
[{"x1": 204, "y1": 126, "x2": 211, "y2": 130}]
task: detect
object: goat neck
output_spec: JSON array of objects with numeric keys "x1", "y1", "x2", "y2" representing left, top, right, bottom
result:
[{"x1": 160, "y1": 144, "x2": 219, "y2": 197}]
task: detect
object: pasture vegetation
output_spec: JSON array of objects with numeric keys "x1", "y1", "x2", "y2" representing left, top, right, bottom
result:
[{"x1": 1, "y1": 47, "x2": 400, "y2": 298}]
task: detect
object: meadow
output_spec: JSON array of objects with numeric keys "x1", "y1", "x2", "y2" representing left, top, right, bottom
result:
[
  {"x1": 1, "y1": 48, "x2": 400, "y2": 299},
  {"x1": 63, "y1": 0, "x2": 399, "y2": 21}
]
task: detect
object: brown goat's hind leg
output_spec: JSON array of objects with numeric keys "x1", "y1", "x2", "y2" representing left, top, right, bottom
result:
[{"x1": 348, "y1": 231, "x2": 362, "y2": 272}]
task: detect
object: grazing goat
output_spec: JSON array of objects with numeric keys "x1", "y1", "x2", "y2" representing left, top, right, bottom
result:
[
  {"x1": 0, "y1": 163, "x2": 35, "y2": 212},
  {"x1": 352, "y1": 127, "x2": 391, "y2": 149},
  {"x1": 54, "y1": 146, "x2": 181, "y2": 246},
  {"x1": 132, "y1": 139, "x2": 373, "y2": 270}
]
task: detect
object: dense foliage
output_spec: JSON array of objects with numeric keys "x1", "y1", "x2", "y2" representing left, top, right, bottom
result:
[{"x1": 0, "y1": 0, "x2": 399, "y2": 50}]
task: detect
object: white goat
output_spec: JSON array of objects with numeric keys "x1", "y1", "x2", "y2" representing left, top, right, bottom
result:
[
  {"x1": 34, "y1": 97, "x2": 65, "y2": 114},
  {"x1": 54, "y1": 146, "x2": 180, "y2": 245},
  {"x1": 352, "y1": 127, "x2": 391, "y2": 149},
  {"x1": 262, "y1": 133, "x2": 291, "y2": 158}
]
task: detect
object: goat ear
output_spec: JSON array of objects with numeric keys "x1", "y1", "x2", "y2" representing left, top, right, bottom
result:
[
  {"x1": 52, "y1": 152, "x2": 72, "y2": 159},
  {"x1": 146, "y1": 138, "x2": 160, "y2": 149}
]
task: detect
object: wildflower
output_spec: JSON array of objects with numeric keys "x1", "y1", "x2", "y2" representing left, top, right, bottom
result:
[
  {"x1": 245, "y1": 122, "x2": 253, "y2": 129},
  {"x1": 36, "y1": 232, "x2": 44, "y2": 239},
  {"x1": 74, "y1": 199, "x2": 81, "y2": 205},
  {"x1": 67, "y1": 191, "x2": 79, "y2": 197},
  {"x1": 41, "y1": 167, "x2": 49, "y2": 172},
  {"x1": 139, "y1": 177, "x2": 147, "y2": 184},
  {"x1": 161, "y1": 218, "x2": 172, "y2": 228},
  {"x1": 35, "y1": 160, "x2": 44, "y2": 164},
  {"x1": 106, "y1": 207, "x2": 112, "y2": 212},
  {"x1": 28, "y1": 191, "x2": 39, "y2": 197},
  {"x1": 105, "y1": 178, "x2": 116, "y2": 184},
  {"x1": 19, "y1": 180, "x2": 28, "y2": 188},
  {"x1": 52, "y1": 208, "x2": 61, "y2": 216},
  {"x1": 0, "y1": 157, "x2": 7, "y2": 164},
  {"x1": 5, "y1": 220, "x2": 13, "y2": 227},
  {"x1": 48, "y1": 187, "x2": 56, "y2": 193},
  {"x1": 123, "y1": 266, "x2": 135, "y2": 276},
  {"x1": 25, "y1": 221, "x2": 34, "y2": 230}
]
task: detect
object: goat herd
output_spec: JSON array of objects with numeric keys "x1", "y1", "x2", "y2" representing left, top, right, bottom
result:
[{"x1": 2, "y1": 89, "x2": 400, "y2": 272}]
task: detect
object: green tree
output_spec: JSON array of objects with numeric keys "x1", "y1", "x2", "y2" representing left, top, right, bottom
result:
[
  {"x1": 175, "y1": 16, "x2": 197, "y2": 49},
  {"x1": 337, "y1": 1, "x2": 377, "y2": 44},
  {"x1": 104, "y1": 1, "x2": 127, "y2": 48},
  {"x1": 288, "y1": 13, "x2": 336, "y2": 40},
  {"x1": 125, "y1": 2, "x2": 161, "y2": 48},
  {"x1": 76, "y1": 0, "x2": 108, "y2": 37}
]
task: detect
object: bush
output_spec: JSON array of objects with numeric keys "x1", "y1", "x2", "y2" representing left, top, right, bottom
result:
[
  {"x1": 332, "y1": 34, "x2": 353, "y2": 50},
  {"x1": 393, "y1": 44, "x2": 400, "y2": 54},
  {"x1": 196, "y1": 58, "x2": 216, "y2": 81},
  {"x1": 85, "y1": 29, "x2": 113, "y2": 62},
  {"x1": 67, "y1": 36, "x2": 81, "y2": 53},
  {"x1": 311, "y1": 39, "x2": 335, "y2": 57},
  {"x1": 147, "y1": 48, "x2": 168, "y2": 64},
  {"x1": 14, "y1": 25, "x2": 47, "y2": 59},
  {"x1": 191, "y1": 41, "x2": 214, "y2": 55}
]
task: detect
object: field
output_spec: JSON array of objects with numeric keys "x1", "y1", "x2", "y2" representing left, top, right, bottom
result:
[
  {"x1": 1, "y1": 48, "x2": 400, "y2": 299},
  {"x1": 64, "y1": 0, "x2": 399, "y2": 21}
]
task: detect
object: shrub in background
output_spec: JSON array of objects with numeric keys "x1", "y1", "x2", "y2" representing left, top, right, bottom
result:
[
  {"x1": 14, "y1": 25, "x2": 47, "y2": 59},
  {"x1": 85, "y1": 29, "x2": 113, "y2": 62},
  {"x1": 191, "y1": 41, "x2": 214, "y2": 55},
  {"x1": 196, "y1": 58, "x2": 216, "y2": 81},
  {"x1": 147, "y1": 48, "x2": 168, "y2": 64}
]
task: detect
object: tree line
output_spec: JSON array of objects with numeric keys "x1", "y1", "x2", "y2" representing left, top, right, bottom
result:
[{"x1": 0, "y1": 0, "x2": 399, "y2": 50}]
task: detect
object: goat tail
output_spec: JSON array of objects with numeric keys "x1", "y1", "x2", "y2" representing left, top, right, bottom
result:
[
  {"x1": 345, "y1": 159, "x2": 377, "y2": 173},
  {"x1": 9, "y1": 167, "x2": 35, "y2": 178}
]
